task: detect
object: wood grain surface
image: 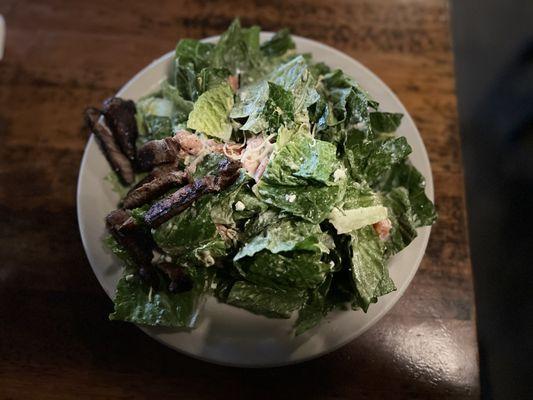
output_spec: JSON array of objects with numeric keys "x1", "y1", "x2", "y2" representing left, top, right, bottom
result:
[{"x1": 0, "y1": 0, "x2": 479, "y2": 399}]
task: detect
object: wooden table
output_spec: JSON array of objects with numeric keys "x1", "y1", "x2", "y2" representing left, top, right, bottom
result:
[{"x1": 0, "y1": 1, "x2": 479, "y2": 398}]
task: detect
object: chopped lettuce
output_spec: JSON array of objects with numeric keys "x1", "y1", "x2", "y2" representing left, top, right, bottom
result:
[
  {"x1": 349, "y1": 226, "x2": 396, "y2": 311},
  {"x1": 262, "y1": 132, "x2": 338, "y2": 186},
  {"x1": 329, "y1": 206, "x2": 388, "y2": 234},
  {"x1": 255, "y1": 181, "x2": 342, "y2": 223},
  {"x1": 376, "y1": 162, "x2": 437, "y2": 227},
  {"x1": 210, "y1": 19, "x2": 262, "y2": 78},
  {"x1": 234, "y1": 219, "x2": 325, "y2": 260},
  {"x1": 110, "y1": 267, "x2": 210, "y2": 328},
  {"x1": 186, "y1": 83, "x2": 234, "y2": 141},
  {"x1": 254, "y1": 131, "x2": 342, "y2": 223},
  {"x1": 230, "y1": 81, "x2": 294, "y2": 133},
  {"x1": 260, "y1": 29, "x2": 295, "y2": 57},
  {"x1": 238, "y1": 250, "x2": 330, "y2": 290},
  {"x1": 370, "y1": 112, "x2": 403, "y2": 133},
  {"x1": 329, "y1": 181, "x2": 389, "y2": 234},
  {"x1": 226, "y1": 281, "x2": 307, "y2": 318},
  {"x1": 152, "y1": 195, "x2": 221, "y2": 258}
]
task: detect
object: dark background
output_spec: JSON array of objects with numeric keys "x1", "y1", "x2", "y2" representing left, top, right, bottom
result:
[{"x1": 451, "y1": 0, "x2": 533, "y2": 398}]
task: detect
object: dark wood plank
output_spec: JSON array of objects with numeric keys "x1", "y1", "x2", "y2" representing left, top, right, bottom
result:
[{"x1": 0, "y1": 0, "x2": 479, "y2": 398}]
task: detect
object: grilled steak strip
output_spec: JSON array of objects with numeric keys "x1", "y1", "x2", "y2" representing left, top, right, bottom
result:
[
  {"x1": 122, "y1": 168, "x2": 188, "y2": 209},
  {"x1": 137, "y1": 136, "x2": 181, "y2": 171},
  {"x1": 105, "y1": 209, "x2": 159, "y2": 286},
  {"x1": 144, "y1": 158, "x2": 241, "y2": 228},
  {"x1": 85, "y1": 108, "x2": 134, "y2": 185},
  {"x1": 103, "y1": 97, "x2": 139, "y2": 164}
]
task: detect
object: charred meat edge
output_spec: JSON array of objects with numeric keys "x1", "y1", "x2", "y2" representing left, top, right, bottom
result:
[
  {"x1": 85, "y1": 108, "x2": 135, "y2": 185},
  {"x1": 105, "y1": 209, "x2": 158, "y2": 287},
  {"x1": 122, "y1": 164, "x2": 188, "y2": 209},
  {"x1": 137, "y1": 136, "x2": 181, "y2": 171},
  {"x1": 144, "y1": 158, "x2": 241, "y2": 228},
  {"x1": 103, "y1": 97, "x2": 139, "y2": 164}
]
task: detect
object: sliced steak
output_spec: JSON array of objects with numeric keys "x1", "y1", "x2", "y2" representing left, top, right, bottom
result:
[
  {"x1": 122, "y1": 168, "x2": 187, "y2": 209},
  {"x1": 85, "y1": 107, "x2": 134, "y2": 185},
  {"x1": 143, "y1": 179, "x2": 208, "y2": 228},
  {"x1": 102, "y1": 97, "x2": 139, "y2": 164},
  {"x1": 137, "y1": 136, "x2": 181, "y2": 171},
  {"x1": 144, "y1": 158, "x2": 241, "y2": 228}
]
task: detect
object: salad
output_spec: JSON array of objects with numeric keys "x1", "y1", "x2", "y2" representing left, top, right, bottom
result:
[{"x1": 85, "y1": 19, "x2": 436, "y2": 335}]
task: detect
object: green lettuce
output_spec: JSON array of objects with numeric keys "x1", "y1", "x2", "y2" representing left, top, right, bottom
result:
[
  {"x1": 187, "y1": 83, "x2": 234, "y2": 141},
  {"x1": 226, "y1": 281, "x2": 307, "y2": 318},
  {"x1": 237, "y1": 250, "x2": 330, "y2": 290},
  {"x1": 210, "y1": 19, "x2": 262, "y2": 78},
  {"x1": 234, "y1": 218, "x2": 325, "y2": 261},
  {"x1": 370, "y1": 112, "x2": 403, "y2": 133},
  {"x1": 255, "y1": 131, "x2": 342, "y2": 223},
  {"x1": 230, "y1": 81, "x2": 294, "y2": 133},
  {"x1": 350, "y1": 226, "x2": 396, "y2": 311},
  {"x1": 110, "y1": 267, "x2": 210, "y2": 328},
  {"x1": 376, "y1": 162, "x2": 437, "y2": 227}
]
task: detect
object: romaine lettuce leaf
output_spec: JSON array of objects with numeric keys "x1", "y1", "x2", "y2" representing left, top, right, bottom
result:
[
  {"x1": 328, "y1": 181, "x2": 388, "y2": 234},
  {"x1": 135, "y1": 97, "x2": 174, "y2": 140},
  {"x1": 110, "y1": 266, "x2": 210, "y2": 328},
  {"x1": 383, "y1": 187, "x2": 418, "y2": 256},
  {"x1": 210, "y1": 19, "x2": 262, "y2": 77},
  {"x1": 255, "y1": 182, "x2": 342, "y2": 224},
  {"x1": 344, "y1": 136, "x2": 412, "y2": 186},
  {"x1": 230, "y1": 81, "x2": 294, "y2": 133},
  {"x1": 376, "y1": 162, "x2": 437, "y2": 227},
  {"x1": 254, "y1": 132, "x2": 342, "y2": 223},
  {"x1": 294, "y1": 277, "x2": 332, "y2": 335},
  {"x1": 349, "y1": 226, "x2": 395, "y2": 311},
  {"x1": 209, "y1": 172, "x2": 248, "y2": 226},
  {"x1": 197, "y1": 67, "x2": 232, "y2": 93},
  {"x1": 262, "y1": 132, "x2": 338, "y2": 186},
  {"x1": 152, "y1": 195, "x2": 219, "y2": 256},
  {"x1": 260, "y1": 28, "x2": 295, "y2": 57},
  {"x1": 234, "y1": 219, "x2": 324, "y2": 261},
  {"x1": 237, "y1": 250, "x2": 330, "y2": 290},
  {"x1": 313, "y1": 69, "x2": 372, "y2": 140},
  {"x1": 370, "y1": 112, "x2": 403, "y2": 133},
  {"x1": 267, "y1": 55, "x2": 320, "y2": 112},
  {"x1": 174, "y1": 39, "x2": 214, "y2": 72},
  {"x1": 187, "y1": 83, "x2": 234, "y2": 141},
  {"x1": 226, "y1": 281, "x2": 307, "y2": 318},
  {"x1": 329, "y1": 206, "x2": 388, "y2": 234},
  {"x1": 230, "y1": 55, "x2": 319, "y2": 133}
]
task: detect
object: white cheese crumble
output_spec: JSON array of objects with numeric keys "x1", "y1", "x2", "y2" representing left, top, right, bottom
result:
[
  {"x1": 285, "y1": 194, "x2": 296, "y2": 203},
  {"x1": 333, "y1": 168, "x2": 347, "y2": 182},
  {"x1": 204, "y1": 255, "x2": 215, "y2": 267},
  {"x1": 355, "y1": 121, "x2": 367, "y2": 130},
  {"x1": 234, "y1": 200, "x2": 246, "y2": 211},
  {"x1": 164, "y1": 255, "x2": 172, "y2": 263}
]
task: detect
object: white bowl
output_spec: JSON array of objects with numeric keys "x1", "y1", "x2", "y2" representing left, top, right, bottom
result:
[{"x1": 77, "y1": 33, "x2": 434, "y2": 367}]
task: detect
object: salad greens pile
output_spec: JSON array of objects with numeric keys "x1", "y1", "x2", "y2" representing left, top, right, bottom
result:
[{"x1": 106, "y1": 19, "x2": 436, "y2": 334}]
